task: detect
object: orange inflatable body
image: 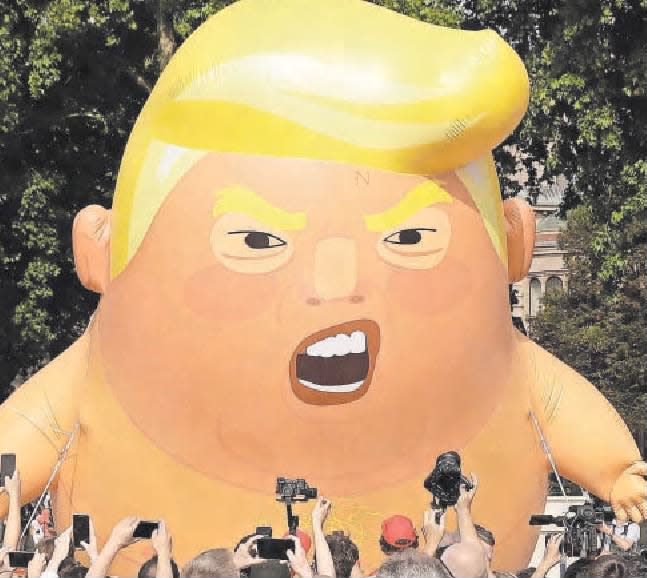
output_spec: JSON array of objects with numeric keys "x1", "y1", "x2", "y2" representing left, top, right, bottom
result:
[{"x1": 1, "y1": 0, "x2": 645, "y2": 574}]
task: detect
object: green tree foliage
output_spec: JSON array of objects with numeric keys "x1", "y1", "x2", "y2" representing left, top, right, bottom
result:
[
  {"x1": 0, "y1": 0, "x2": 237, "y2": 399},
  {"x1": 532, "y1": 205, "x2": 647, "y2": 431},
  {"x1": 525, "y1": 1, "x2": 647, "y2": 432}
]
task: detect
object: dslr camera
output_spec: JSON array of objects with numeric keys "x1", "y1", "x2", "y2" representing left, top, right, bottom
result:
[
  {"x1": 276, "y1": 477, "x2": 317, "y2": 503},
  {"x1": 424, "y1": 451, "x2": 474, "y2": 510}
]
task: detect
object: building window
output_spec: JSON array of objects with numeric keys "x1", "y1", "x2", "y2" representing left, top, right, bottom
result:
[
  {"x1": 529, "y1": 277, "x2": 542, "y2": 317},
  {"x1": 546, "y1": 276, "x2": 563, "y2": 294}
]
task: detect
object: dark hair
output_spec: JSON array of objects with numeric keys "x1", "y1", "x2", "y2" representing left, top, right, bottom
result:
[
  {"x1": 474, "y1": 524, "x2": 496, "y2": 547},
  {"x1": 325, "y1": 531, "x2": 360, "y2": 578},
  {"x1": 516, "y1": 568, "x2": 536, "y2": 578},
  {"x1": 580, "y1": 555, "x2": 627, "y2": 578},
  {"x1": 379, "y1": 534, "x2": 420, "y2": 554},
  {"x1": 36, "y1": 537, "x2": 57, "y2": 561},
  {"x1": 139, "y1": 555, "x2": 181, "y2": 578},
  {"x1": 563, "y1": 557, "x2": 593, "y2": 578},
  {"x1": 59, "y1": 564, "x2": 89, "y2": 578}
]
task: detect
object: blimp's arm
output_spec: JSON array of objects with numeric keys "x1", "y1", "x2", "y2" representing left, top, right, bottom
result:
[
  {"x1": 527, "y1": 342, "x2": 647, "y2": 522},
  {"x1": 0, "y1": 331, "x2": 87, "y2": 519}
]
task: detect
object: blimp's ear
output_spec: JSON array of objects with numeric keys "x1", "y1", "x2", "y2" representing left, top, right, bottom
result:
[
  {"x1": 73, "y1": 205, "x2": 111, "y2": 294},
  {"x1": 503, "y1": 197, "x2": 535, "y2": 282}
]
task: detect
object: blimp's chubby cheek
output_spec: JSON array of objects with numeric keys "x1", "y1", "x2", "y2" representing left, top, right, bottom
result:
[
  {"x1": 384, "y1": 255, "x2": 473, "y2": 318},
  {"x1": 183, "y1": 265, "x2": 284, "y2": 323}
]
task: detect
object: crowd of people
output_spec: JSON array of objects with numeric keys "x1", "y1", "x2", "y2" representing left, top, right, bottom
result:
[{"x1": 0, "y1": 468, "x2": 642, "y2": 578}]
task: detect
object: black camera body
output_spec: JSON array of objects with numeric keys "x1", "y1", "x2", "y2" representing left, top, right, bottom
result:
[
  {"x1": 529, "y1": 502, "x2": 615, "y2": 557},
  {"x1": 276, "y1": 477, "x2": 317, "y2": 503},
  {"x1": 424, "y1": 451, "x2": 473, "y2": 510}
]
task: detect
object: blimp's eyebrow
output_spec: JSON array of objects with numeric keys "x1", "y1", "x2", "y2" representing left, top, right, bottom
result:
[
  {"x1": 212, "y1": 185, "x2": 307, "y2": 230},
  {"x1": 364, "y1": 180, "x2": 453, "y2": 232}
]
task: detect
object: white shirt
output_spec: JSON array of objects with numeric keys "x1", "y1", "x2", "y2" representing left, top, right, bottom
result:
[{"x1": 602, "y1": 519, "x2": 641, "y2": 551}]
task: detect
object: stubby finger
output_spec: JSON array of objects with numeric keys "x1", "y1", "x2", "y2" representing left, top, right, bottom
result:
[
  {"x1": 628, "y1": 461, "x2": 647, "y2": 477},
  {"x1": 628, "y1": 505, "x2": 642, "y2": 524},
  {"x1": 613, "y1": 505, "x2": 628, "y2": 522}
]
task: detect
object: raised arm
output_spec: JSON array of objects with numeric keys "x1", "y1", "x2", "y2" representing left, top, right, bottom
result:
[
  {"x1": 0, "y1": 470, "x2": 22, "y2": 551},
  {"x1": 528, "y1": 342, "x2": 646, "y2": 522},
  {"x1": 0, "y1": 332, "x2": 87, "y2": 519},
  {"x1": 311, "y1": 497, "x2": 335, "y2": 578}
]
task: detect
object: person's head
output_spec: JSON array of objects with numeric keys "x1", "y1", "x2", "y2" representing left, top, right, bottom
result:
[
  {"x1": 76, "y1": 0, "x2": 534, "y2": 496},
  {"x1": 441, "y1": 542, "x2": 488, "y2": 578},
  {"x1": 139, "y1": 555, "x2": 181, "y2": 578},
  {"x1": 35, "y1": 537, "x2": 57, "y2": 561},
  {"x1": 181, "y1": 548, "x2": 239, "y2": 578},
  {"x1": 376, "y1": 550, "x2": 452, "y2": 578},
  {"x1": 380, "y1": 515, "x2": 419, "y2": 554},
  {"x1": 578, "y1": 555, "x2": 627, "y2": 578},
  {"x1": 59, "y1": 564, "x2": 88, "y2": 578},
  {"x1": 325, "y1": 531, "x2": 360, "y2": 577},
  {"x1": 515, "y1": 568, "x2": 536, "y2": 578},
  {"x1": 474, "y1": 524, "x2": 496, "y2": 563}
]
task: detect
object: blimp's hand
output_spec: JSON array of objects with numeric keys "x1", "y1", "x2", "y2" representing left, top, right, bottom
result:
[{"x1": 609, "y1": 461, "x2": 647, "y2": 523}]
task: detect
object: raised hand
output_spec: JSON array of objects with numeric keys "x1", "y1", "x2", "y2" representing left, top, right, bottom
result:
[
  {"x1": 80, "y1": 518, "x2": 99, "y2": 564},
  {"x1": 152, "y1": 520, "x2": 172, "y2": 557},
  {"x1": 107, "y1": 516, "x2": 141, "y2": 550},
  {"x1": 286, "y1": 536, "x2": 313, "y2": 578},
  {"x1": 232, "y1": 535, "x2": 268, "y2": 569},
  {"x1": 610, "y1": 461, "x2": 647, "y2": 523},
  {"x1": 311, "y1": 496, "x2": 332, "y2": 530},
  {"x1": 422, "y1": 507, "x2": 446, "y2": 547},
  {"x1": 455, "y1": 472, "x2": 478, "y2": 512}
]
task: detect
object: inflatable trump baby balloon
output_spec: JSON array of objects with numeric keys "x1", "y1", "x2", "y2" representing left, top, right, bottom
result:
[{"x1": 1, "y1": 0, "x2": 646, "y2": 573}]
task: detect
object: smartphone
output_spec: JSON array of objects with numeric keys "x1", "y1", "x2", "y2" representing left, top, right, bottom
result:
[
  {"x1": 73, "y1": 513, "x2": 91, "y2": 549},
  {"x1": 133, "y1": 520, "x2": 159, "y2": 539},
  {"x1": 256, "y1": 538, "x2": 295, "y2": 561},
  {"x1": 0, "y1": 453, "x2": 16, "y2": 484},
  {"x1": 8, "y1": 551, "x2": 35, "y2": 568}
]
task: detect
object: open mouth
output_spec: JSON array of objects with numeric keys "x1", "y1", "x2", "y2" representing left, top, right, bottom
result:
[{"x1": 289, "y1": 320, "x2": 381, "y2": 405}]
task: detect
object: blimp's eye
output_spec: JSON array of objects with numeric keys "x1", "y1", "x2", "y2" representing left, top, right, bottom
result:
[
  {"x1": 228, "y1": 230, "x2": 287, "y2": 249},
  {"x1": 383, "y1": 228, "x2": 436, "y2": 245}
]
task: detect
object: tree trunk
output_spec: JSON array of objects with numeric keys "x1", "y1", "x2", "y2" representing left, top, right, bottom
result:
[{"x1": 157, "y1": 0, "x2": 175, "y2": 71}]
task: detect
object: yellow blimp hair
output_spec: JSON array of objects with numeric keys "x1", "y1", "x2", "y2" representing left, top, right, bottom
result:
[{"x1": 111, "y1": 0, "x2": 529, "y2": 277}]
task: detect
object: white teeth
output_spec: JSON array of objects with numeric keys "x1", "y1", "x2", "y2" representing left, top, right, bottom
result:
[
  {"x1": 349, "y1": 331, "x2": 366, "y2": 353},
  {"x1": 319, "y1": 337, "x2": 336, "y2": 357},
  {"x1": 298, "y1": 379, "x2": 364, "y2": 393},
  {"x1": 305, "y1": 331, "x2": 367, "y2": 358}
]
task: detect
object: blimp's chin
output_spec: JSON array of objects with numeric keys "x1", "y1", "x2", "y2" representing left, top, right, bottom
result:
[{"x1": 289, "y1": 319, "x2": 381, "y2": 405}]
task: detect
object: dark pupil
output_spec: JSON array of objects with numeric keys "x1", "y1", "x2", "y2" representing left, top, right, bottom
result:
[
  {"x1": 245, "y1": 232, "x2": 271, "y2": 249},
  {"x1": 398, "y1": 229, "x2": 422, "y2": 244}
]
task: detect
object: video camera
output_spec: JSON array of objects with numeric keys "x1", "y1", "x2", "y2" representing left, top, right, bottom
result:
[
  {"x1": 276, "y1": 477, "x2": 317, "y2": 536},
  {"x1": 423, "y1": 451, "x2": 473, "y2": 522},
  {"x1": 276, "y1": 477, "x2": 317, "y2": 503},
  {"x1": 529, "y1": 501, "x2": 614, "y2": 558}
]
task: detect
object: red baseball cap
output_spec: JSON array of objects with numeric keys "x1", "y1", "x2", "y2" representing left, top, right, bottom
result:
[
  {"x1": 283, "y1": 529, "x2": 312, "y2": 554},
  {"x1": 381, "y1": 515, "x2": 417, "y2": 548}
]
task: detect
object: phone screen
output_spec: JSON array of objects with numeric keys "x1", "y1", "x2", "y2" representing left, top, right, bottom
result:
[
  {"x1": 73, "y1": 513, "x2": 91, "y2": 548},
  {"x1": 0, "y1": 453, "x2": 16, "y2": 483},
  {"x1": 8, "y1": 551, "x2": 35, "y2": 568},
  {"x1": 256, "y1": 538, "x2": 294, "y2": 561},
  {"x1": 133, "y1": 520, "x2": 159, "y2": 539}
]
